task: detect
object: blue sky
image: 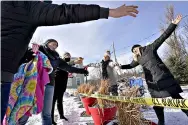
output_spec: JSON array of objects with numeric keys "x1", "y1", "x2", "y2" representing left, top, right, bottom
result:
[{"x1": 32, "y1": 1, "x2": 188, "y2": 66}]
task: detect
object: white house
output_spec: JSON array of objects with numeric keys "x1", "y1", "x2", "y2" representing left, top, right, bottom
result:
[{"x1": 66, "y1": 57, "x2": 85, "y2": 89}]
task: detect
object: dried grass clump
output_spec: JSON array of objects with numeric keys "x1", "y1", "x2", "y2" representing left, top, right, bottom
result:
[
  {"x1": 96, "y1": 80, "x2": 110, "y2": 108},
  {"x1": 77, "y1": 83, "x2": 96, "y2": 95},
  {"x1": 78, "y1": 79, "x2": 153, "y2": 125},
  {"x1": 95, "y1": 79, "x2": 117, "y2": 108},
  {"x1": 98, "y1": 80, "x2": 110, "y2": 95},
  {"x1": 115, "y1": 86, "x2": 151, "y2": 125}
]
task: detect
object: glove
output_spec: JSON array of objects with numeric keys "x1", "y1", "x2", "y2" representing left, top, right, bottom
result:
[{"x1": 83, "y1": 69, "x2": 89, "y2": 76}]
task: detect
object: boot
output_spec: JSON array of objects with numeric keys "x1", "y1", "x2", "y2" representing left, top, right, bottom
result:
[
  {"x1": 182, "y1": 109, "x2": 188, "y2": 117},
  {"x1": 153, "y1": 107, "x2": 165, "y2": 125},
  {"x1": 52, "y1": 121, "x2": 57, "y2": 125},
  {"x1": 158, "y1": 121, "x2": 165, "y2": 125},
  {"x1": 60, "y1": 116, "x2": 68, "y2": 121}
]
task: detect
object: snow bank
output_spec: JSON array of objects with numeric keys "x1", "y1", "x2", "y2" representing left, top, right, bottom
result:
[{"x1": 26, "y1": 86, "x2": 188, "y2": 125}]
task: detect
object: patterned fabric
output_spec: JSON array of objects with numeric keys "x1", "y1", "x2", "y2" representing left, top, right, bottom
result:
[{"x1": 5, "y1": 51, "x2": 52, "y2": 125}]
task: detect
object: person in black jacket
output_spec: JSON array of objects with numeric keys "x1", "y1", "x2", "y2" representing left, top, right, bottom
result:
[
  {"x1": 17, "y1": 39, "x2": 88, "y2": 125},
  {"x1": 101, "y1": 51, "x2": 120, "y2": 96},
  {"x1": 120, "y1": 15, "x2": 188, "y2": 125},
  {"x1": 1, "y1": 1, "x2": 139, "y2": 122},
  {"x1": 51, "y1": 52, "x2": 83, "y2": 124}
]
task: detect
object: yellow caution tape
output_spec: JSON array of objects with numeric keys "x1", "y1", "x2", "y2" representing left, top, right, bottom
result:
[{"x1": 80, "y1": 93, "x2": 188, "y2": 110}]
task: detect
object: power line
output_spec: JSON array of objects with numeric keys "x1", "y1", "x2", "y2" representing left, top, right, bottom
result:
[
  {"x1": 89, "y1": 5, "x2": 154, "y2": 64},
  {"x1": 114, "y1": 15, "x2": 188, "y2": 55},
  {"x1": 87, "y1": 15, "x2": 188, "y2": 70},
  {"x1": 117, "y1": 23, "x2": 188, "y2": 57}
]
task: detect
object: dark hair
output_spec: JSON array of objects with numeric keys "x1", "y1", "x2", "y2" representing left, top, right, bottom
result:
[
  {"x1": 44, "y1": 39, "x2": 58, "y2": 47},
  {"x1": 131, "y1": 44, "x2": 141, "y2": 52}
]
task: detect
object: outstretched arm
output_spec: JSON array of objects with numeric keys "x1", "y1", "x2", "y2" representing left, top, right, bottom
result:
[
  {"x1": 58, "y1": 59, "x2": 88, "y2": 74},
  {"x1": 150, "y1": 14, "x2": 182, "y2": 50},
  {"x1": 29, "y1": 1, "x2": 138, "y2": 26},
  {"x1": 120, "y1": 60, "x2": 139, "y2": 69}
]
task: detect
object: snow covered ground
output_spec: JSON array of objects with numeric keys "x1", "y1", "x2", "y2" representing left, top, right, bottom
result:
[{"x1": 26, "y1": 86, "x2": 188, "y2": 125}]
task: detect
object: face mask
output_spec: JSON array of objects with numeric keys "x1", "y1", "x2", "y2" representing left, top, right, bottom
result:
[{"x1": 64, "y1": 58, "x2": 71, "y2": 62}]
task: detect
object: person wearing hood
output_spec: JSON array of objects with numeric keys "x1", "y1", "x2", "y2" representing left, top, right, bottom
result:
[
  {"x1": 120, "y1": 15, "x2": 188, "y2": 125},
  {"x1": 18, "y1": 39, "x2": 88, "y2": 125},
  {"x1": 51, "y1": 53, "x2": 84, "y2": 124},
  {"x1": 101, "y1": 51, "x2": 121, "y2": 96}
]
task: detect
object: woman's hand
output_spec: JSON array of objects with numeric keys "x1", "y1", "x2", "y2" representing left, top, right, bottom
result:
[
  {"x1": 172, "y1": 14, "x2": 182, "y2": 25},
  {"x1": 109, "y1": 4, "x2": 139, "y2": 18},
  {"x1": 32, "y1": 43, "x2": 39, "y2": 54}
]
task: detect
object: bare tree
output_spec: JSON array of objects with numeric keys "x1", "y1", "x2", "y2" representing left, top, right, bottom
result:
[
  {"x1": 181, "y1": 19, "x2": 188, "y2": 49},
  {"x1": 160, "y1": 5, "x2": 188, "y2": 84},
  {"x1": 159, "y1": 5, "x2": 188, "y2": 60},
  {"x1": 159, "y1": 5, "x2": 181, "y2": 58}
]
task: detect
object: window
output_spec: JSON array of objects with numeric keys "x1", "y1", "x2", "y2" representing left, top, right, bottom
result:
[
  {"x1": 67, "y1": 79, "x2": 72, "y2": 86},
  {"x1": 76, "y1": 77, "x2": 81, "y2": 85}
]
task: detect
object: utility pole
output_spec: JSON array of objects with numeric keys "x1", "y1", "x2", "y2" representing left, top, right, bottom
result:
[
  {"x1": 112, "y1": 42, "x2": 124, "y2": 80},
  {"x1": 112, "y1": 42, "x2": 118, "y2": 63}
]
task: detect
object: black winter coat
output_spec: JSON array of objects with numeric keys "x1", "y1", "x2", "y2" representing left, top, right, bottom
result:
[
  {"x1": 1, "y1": 1, "x2": 109, "y2": 82},
  {"x1": 101, "y1": 59, "x2": 112, "y2": 79},
  {"x1": 121, "y1": 23, "x2": 183, "y2": 97},
  {"x1": 55, "y1": 69, "x2": 69, "y2": 93}
]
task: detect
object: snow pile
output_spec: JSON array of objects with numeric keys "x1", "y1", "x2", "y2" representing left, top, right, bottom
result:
[
  {"x1": 26, "y1": 86, "x2": 188, "y2": 125},
  {"x1": 26, "y1": 95, "x2": 93, "y2": 125}
]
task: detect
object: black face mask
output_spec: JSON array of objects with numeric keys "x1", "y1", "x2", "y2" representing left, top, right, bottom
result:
[{"x1": 64, "y1": 58, "x2": 71, "y2": 62}]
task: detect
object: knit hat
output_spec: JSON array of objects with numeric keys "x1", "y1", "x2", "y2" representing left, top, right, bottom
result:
[
  {"x1": 44, "y1": 39, "x2": 58, "y2": 47},
  {"x1": 104, "y1": 50, "x2": 111, "y2": 58},
  {"x1": 63, "y1": 52, "x2": 71, "y2": 58},
  {"x1": 131, "y1": 44, "x2": 141, "y2": 52},
  {"x1": 78, "y1": 57, "x2": 84, "y2": 61}
]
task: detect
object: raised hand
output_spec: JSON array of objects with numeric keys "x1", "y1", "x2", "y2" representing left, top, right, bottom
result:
[
  {"x1": 172, "y1": 14, "x2": 182, "y2": 24},
  {"x1": 32, "y1": 43, "x2": 39, "y2": 54},
  {"x1": 109, "y1": 4, "x2": 139, "y2": 18}
]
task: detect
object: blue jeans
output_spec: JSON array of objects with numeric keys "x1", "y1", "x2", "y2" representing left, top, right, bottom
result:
[
  {"x1": 41, "y1": 85, "x2": 54, "y2": 125},
  {"x1": 1, "y1": 82, "x2": 11, "y2": 123},
  {"x1": 18, "y1": 85, "x2": 54, "y2": 125}
]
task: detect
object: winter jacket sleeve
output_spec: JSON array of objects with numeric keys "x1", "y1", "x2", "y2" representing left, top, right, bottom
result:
[
  {"x1": 58, "y1": 58, "x2": 86, "y2": 74},
  {"x1": 150, "y1": 23, "x2": 177, "y2": 51},
  {"x1": 29, "y1": 1, "x2": 109, "y2": 26},
  {"x1": 108, "y1": 62, "x2": 116, "y2": 68},
  {"x1": 120, "y1": 60, "x2": 139, "y2": 69},
  {"x1": 109, "y1": 62, "x2": 120, "y2": 68}
]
